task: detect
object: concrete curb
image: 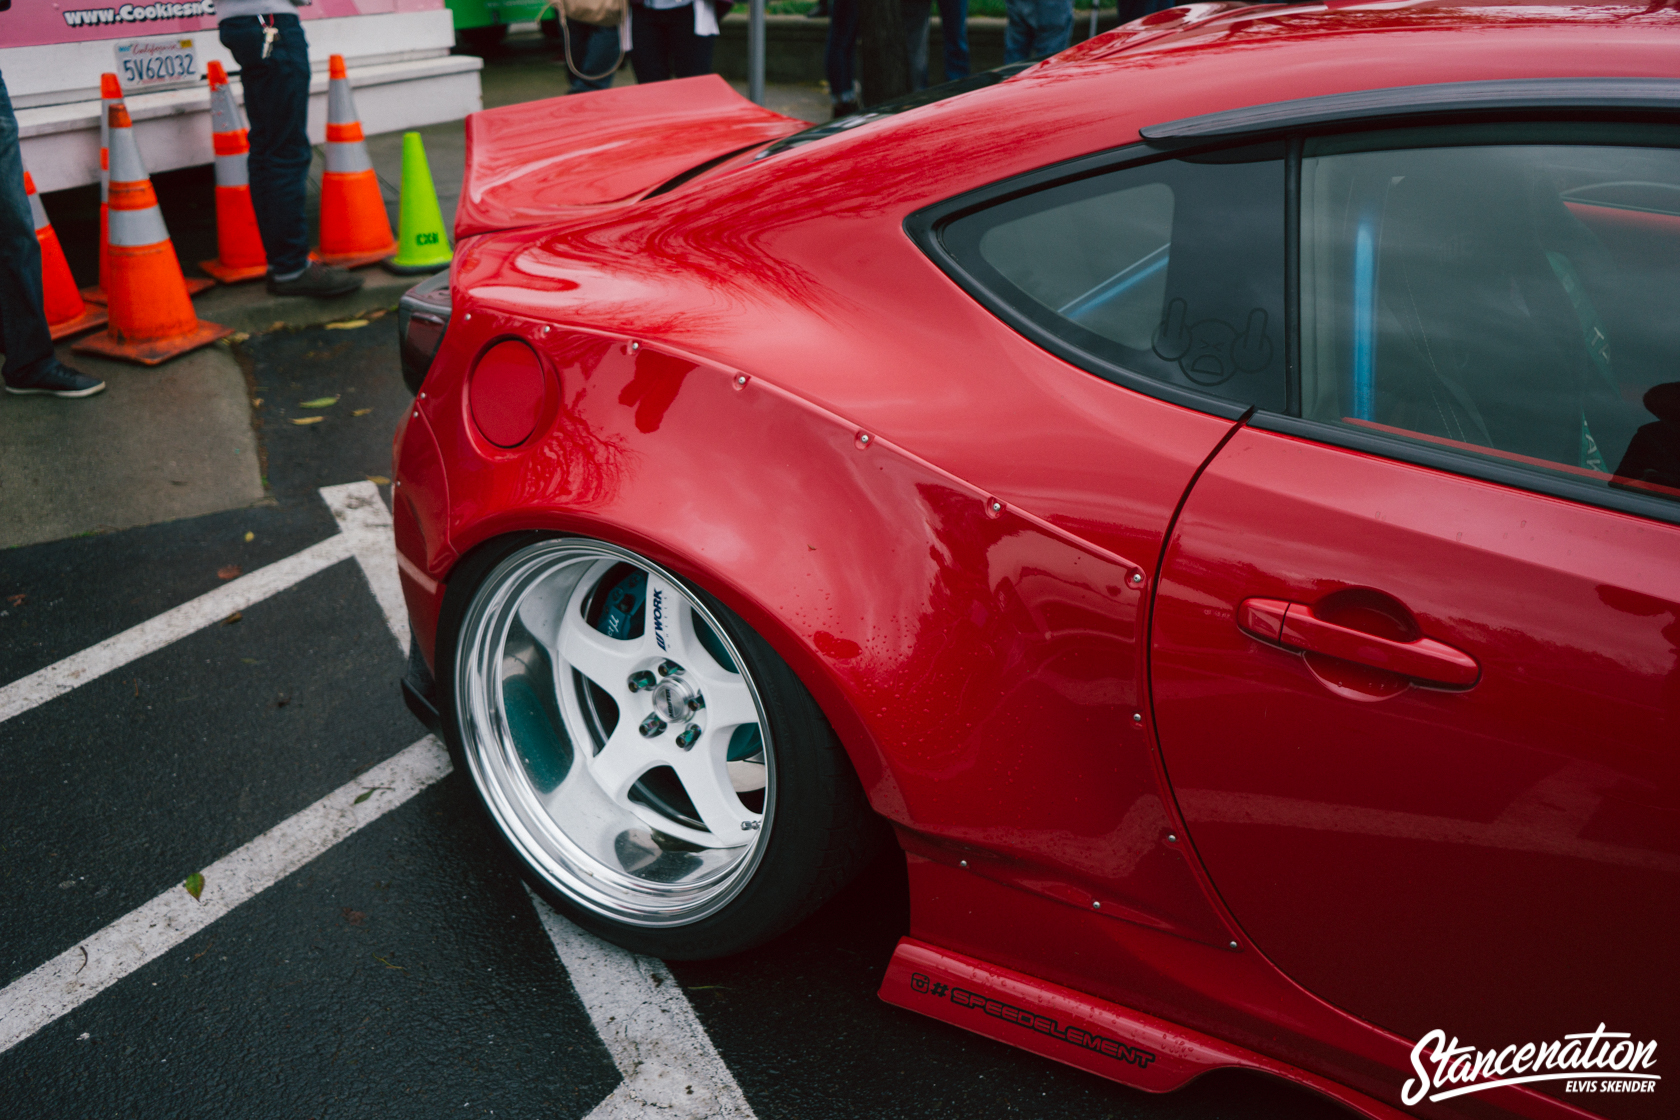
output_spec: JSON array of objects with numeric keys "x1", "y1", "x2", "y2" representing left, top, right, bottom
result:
[{"x1": 194, "y1": 266, "x2": 427, "y2": 336}]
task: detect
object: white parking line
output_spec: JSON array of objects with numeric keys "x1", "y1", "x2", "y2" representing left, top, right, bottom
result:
[
  {"x1": 531, "y1": 894, "x2": 758, "y2": 1120},
  {"x1": 0, "y1": 736, "x2": 451, "y2": 1054},
  {"x1": 320, "y1": 482, "x2": 410, "y2": 654},
  {"x1": 0, "y1": 532, "x2": 352, "y2": 726}
]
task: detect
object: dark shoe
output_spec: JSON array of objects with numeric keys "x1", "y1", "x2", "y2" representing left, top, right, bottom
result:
[
  {"x1": 267, "y1": 261, "x2": 365, "y2": 298},
  {"x1": 831, "y1": 96, "x2": 860, "y2": 120},
  {"x1": 4, "y1": 360, "x2": 106, "y2": 399}
]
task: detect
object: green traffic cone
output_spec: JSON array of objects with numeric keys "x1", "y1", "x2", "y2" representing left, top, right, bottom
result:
[{"x1": 385, "y1": 131, "x2": 453, "y2": 275}]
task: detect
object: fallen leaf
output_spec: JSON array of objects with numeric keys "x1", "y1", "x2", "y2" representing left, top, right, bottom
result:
[
  {"x1": 217, "y1": 564, "x2": 241, "y2": 580},
  {"x1": 291, "y1": 416, "x2": 324, "y2": 426},
  {"x1": 221, "y1": 611, "x2": 242, "y2": 625},
  {"x1": 364, "y1": 307, "x2": 389, "y2": 320},
  {"x1": 300, "y1": 396, "x2": 339, "y2": 408},
  {"x1": 341, "y1": 908, "x2": 366, "y2": 926},
  {"x1": 5, "y1": 593, "x2": 23, "y2": 607},
  {"x1": 241, "y1": 658, "x2": 261, "y2": 665},
  {"x1": 374, "y1": 954, "x2": 406, "y2": 971},
  {"x1": 365, "y1": 474, "x2": 390, "y2": 485},
  {"x1": 352, "y1": 408, "x2": 372, "y2": 417},
  {"x1": 251, "y1": 398, "x2": 263, "y2": 407},
  {"x1": 273, "y1": 693, "x2": 290, "y2": 708},
  {"x1": 183, "y1": 873, "x2": 204, "y2": 900},
  {"x1": 243, "y1": 531, "x2": 254, "y2": 542},
  {"x1": 228, "y1": 331, "x2": 250, "y2": 343},
  {"x1": 353, "y1": 790, "x2": 373, "y2": 805},
  {"x1": 325, "y1": 319, "x2": 368, "y2": 330}
]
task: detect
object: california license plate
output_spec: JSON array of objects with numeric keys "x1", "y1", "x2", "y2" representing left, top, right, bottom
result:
[{"x1": 113, "y1": 38, "x2": 200, "y2": 90}]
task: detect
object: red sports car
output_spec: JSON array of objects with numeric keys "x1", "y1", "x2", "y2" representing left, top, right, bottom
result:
[{"x1": 391, "y1": 4, "x2": 1679, "y2": 1117}]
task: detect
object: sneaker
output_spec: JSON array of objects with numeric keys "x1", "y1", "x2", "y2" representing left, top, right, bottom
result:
[
  {"x1": 4, "y1": 360, "x2": 106, "y2": 398},
  {"x1": 267, "y1": 261, "x2": 365, "y2": 298}
]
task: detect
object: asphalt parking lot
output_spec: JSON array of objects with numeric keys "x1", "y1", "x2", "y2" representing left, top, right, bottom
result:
[{"x1": 0, "y1": 315, "x2": 1367, "y2": 1119}]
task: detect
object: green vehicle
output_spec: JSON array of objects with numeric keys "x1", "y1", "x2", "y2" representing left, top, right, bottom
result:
[{"x1": 449, "y1": 0, "x2": 565, "y2": 52}]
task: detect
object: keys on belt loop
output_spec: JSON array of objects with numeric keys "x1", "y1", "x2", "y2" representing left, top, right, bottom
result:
[{"x1": 261, "y1": 17, "x2": 277, "y2": 59}]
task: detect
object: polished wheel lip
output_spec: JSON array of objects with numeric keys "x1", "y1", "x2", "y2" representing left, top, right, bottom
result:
[{"x1": 456, "y1": 538, "x2": 776, "y2": 928}]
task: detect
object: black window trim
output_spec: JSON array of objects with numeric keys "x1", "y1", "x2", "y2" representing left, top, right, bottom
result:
[
  {"x1": 908, "y1": 100, "x2": 1680, "y2": 526},
  {"x1": 905, "y1": 140, "x2": 1259, "y2": 419}
]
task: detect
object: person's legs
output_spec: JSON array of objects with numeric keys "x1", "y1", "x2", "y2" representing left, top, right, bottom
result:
[
  {"x1": 631, "y1": 4, "x2": 674, "y2": 82},
  {"x1": 0, "y1": 71, "x2": 56, "y2": 385},
  {"x1": 936, "y1": 0, "x2": 968, "y2": 81},
  {"x1": 1003, "y1": 0, "x2": 1033, "y2": 62},
  {"x1": 219, "y1": 16, "x2": 311, "y2": 278},
  {"x1": 825, "y1": 0, "x2": 860, "y2": 111},
  {"x1": 1033, "y1": 0, "x2": 1073, "y2": 59},
  {"x1": 568, "y1": 22, "x2": 622, "y2": 91},
  {"x1": 669, "y1": 10, "x2": 715, "y2": 79},
  {"x1": 902, "y1": 0, "x2": 931, "y2": 91}
]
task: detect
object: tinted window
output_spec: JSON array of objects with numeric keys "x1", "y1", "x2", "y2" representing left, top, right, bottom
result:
[
  {"x1": 941, "y1": 152, "x2": 1287, "y2": 411},
  {"x1": 1300, "y1": 137, "x2": 1680, "y2": 508}
]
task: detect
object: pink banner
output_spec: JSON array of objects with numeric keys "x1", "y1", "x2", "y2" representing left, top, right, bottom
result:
[{"x1": 3, "y1": 0, "x2": 439, "y2": 49}]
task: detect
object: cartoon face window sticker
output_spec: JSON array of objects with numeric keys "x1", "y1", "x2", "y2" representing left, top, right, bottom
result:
[{"x1": 1152, "y1": 301, "x2": 1274, "y2": 387}]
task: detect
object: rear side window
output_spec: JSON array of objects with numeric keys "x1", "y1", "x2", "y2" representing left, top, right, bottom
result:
[
  {"x1": 1299, "y1": 136, "x2": 1680, "y2": 508},
  {"x1": 939, "y1": 152, "x2": 1287, "y2": 412}
]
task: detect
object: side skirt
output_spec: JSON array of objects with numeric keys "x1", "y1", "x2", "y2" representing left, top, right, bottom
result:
[{"x1": 878, "y1": 938, "x2": 1408, "y2": 1120}]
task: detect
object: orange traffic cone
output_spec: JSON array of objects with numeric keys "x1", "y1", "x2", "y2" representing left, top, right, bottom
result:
[
  {"x1": 73, "y1": 105, "x2": 232, "y2": 365},
  {"x1": 79, "y1": 73, "x2": 125, "y2": 306},
  {"x1": 27, "y1": 168, "x2": 108, "y2": 340},
  {"x1": 316, "y1": 55, "x2": 396, "y2": 268},
  {"x1": 198, "y1": 61, "x2": 267, "y2": 283}
]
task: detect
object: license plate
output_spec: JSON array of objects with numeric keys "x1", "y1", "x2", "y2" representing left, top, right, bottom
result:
[{"x1": 113, "y1": 38, "x2": 200, "y2": 90}]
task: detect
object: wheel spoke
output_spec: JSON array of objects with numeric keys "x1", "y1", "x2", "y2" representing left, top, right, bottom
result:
[
  {"x1": 673, "y1": 736, "x2": 760, "y2": 842},
  {"x1": 697, "y1": 675, "x2": 759, "y2": 731},
  {"x1": 644, "y1": 572, "x2": 698, "y2": 664},
  {"x1": 588, "y1": 722, "x2": 662, "y2": 803},
  {"x1": 557, "y1": 618, "x2": 645, "y2": 700}
]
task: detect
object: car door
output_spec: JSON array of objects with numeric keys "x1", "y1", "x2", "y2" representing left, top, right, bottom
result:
[{"x1": 1149, "y1": 123, "x2": 1680, "y2": 1104}]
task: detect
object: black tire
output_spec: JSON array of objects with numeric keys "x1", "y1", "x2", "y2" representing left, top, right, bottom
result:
[{"x1": 436, "y1": 533, "x2": 888, "y2": 959}]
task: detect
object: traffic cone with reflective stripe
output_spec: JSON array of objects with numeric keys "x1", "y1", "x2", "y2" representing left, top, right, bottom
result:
[
  {"x1": 386, "y1": 131, "x2": 453, "y2": 274},
  {"x1": 74, "y1": 105, "x2": 231, "y2": 365},
  {"x1": 316, "y1": 56, "x2": 396, "y2": 268},
  {"x1": 79, "y1": 73, "x2": 125, "y2": 306},
  {"x1": 198, "y1": 61, "x2": 268, "y2": 283},
  {"x1": 27, "y1": 169, "x2": 108, "y2": 340}
]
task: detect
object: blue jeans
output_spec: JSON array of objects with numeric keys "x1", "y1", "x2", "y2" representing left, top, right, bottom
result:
[
  {"x1": 1004, "y1": 0, "x2": 1072, "y2": 63},
  {"x1": 905, "y1": 0, "x2": 969, "y2": 87},
  {"x1": 0, "y1": 70, "x2": 55, "y2": 385},
  {"x1": 567, "y1": 22, "x2": 625, "y2": 92},
  {"x1": 219, "y1": 15, "x2": 312, "y2": 275},
  {"x1": 934, "y1": 0, "x2": 969, "y2": 83}
]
